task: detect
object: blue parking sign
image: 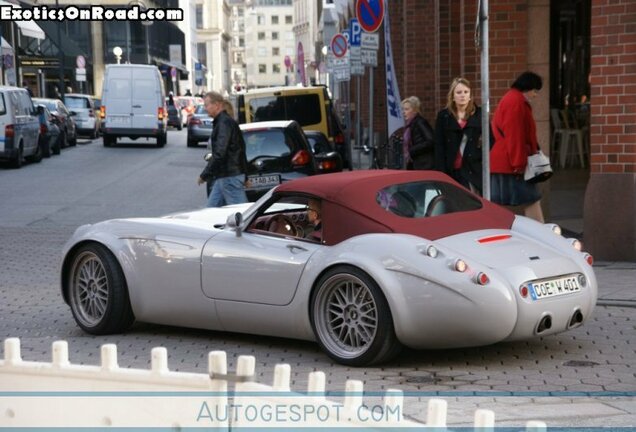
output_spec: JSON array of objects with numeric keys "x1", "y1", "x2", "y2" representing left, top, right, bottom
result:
[{"x1": 349, "y1": 18, "x2": 361, "y2": 47}]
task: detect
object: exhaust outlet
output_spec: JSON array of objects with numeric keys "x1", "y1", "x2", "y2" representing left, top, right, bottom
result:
[
  {"x1": 536, "y1": 315, "x2": 552, "y2": 334},
  {"x1": 569, "y1": 309, "x2": 584, "y2": 328}
]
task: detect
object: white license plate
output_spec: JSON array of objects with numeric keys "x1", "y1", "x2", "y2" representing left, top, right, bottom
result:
[
  {"x1": 108, "y1": 116, "x2": 130, "y2": 126},
  {"x1": 529, "y1": 275, "x2": 581, "y2": 300},
  {"x1": 246, "y1": 174, "x2": 281, "y2": 189}
]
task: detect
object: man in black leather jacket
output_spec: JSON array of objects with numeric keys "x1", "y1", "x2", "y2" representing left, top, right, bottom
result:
[{"x1": 197, "y1": 91, "x2": 248, "y2": 206}]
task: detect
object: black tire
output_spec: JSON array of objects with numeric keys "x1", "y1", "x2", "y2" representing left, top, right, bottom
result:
[
  {"x1": 52, "y1": 137, "x2": 61, "y2": 155},
  {"x1": 310, "y1": 265, "x2": 402, "y2": 366},
  {"x1": 26, "y1": 142, "x2": 43, "y2": 163},
  {"x1": 67, "y1": 243, "x2": 135, "y2": 334},
  {"x1": 41, "y1": 139, "x2": 51, "y2": 158},
  {"x1": 156, "y1": 132, "x2": 166, "y2": 147},
  {"x1": 10, "y1": 144, "x2": 23, "y2": 169},
  {"x1": 59, "y1": 130, "x2": 67, "y2": 148},
  {"x1": 187, "y1": 139, "x2": 197, "y2": 148},
  {"x1": 91, "y1": 128, "x2": 98, "y2": 140},
  {"x1": 177, "y1": 123, "x2": 183, "y2": 131},
  {"x1": 69, "y1": 132, "x2": 77, "y2": 146},
  {"x1": 103, "y1": 134, "x2": 115, "y2": 147}
]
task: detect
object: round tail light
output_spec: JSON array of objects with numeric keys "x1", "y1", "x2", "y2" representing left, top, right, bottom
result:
[
  {"x1": 584, "y1": 253, "x2": 593, "y2": 266},
  {"x1": 454, "y1": 259, "x2": 467, "y2": 272},
  {"x1": 519, "y1": 285, "x2": 529, "y2": 298},
  {"x1": 475, "y1": 272, "x2": 490, "y2": 285}
]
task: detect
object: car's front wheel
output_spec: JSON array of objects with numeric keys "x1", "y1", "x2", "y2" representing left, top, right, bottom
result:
[
  {"x1": 68, "y1": 243, "x2": 135, "y2": 334},
  {"x1": 310, "y1": 265, "x2": 402, "y2": 366}
]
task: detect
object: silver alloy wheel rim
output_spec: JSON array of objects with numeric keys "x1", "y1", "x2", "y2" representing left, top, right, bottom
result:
[
  {"x1": 314, "y1": 274, "x2": 378, "y2": 359},
  {"x1": 70, "y1": 251, "x2": 109, "y2": 327}
]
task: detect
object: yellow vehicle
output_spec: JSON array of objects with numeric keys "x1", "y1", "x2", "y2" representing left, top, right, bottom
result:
[{"x1": 237, "y1": 86, "x2": 348, "y2": 166}]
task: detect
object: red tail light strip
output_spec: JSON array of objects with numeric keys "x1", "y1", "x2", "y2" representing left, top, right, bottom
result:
[{"x1": 478, "y1": 234, "x2": 512, "y2": 244}]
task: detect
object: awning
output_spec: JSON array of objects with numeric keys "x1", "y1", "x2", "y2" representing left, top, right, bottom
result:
[{"x1": 0, "y1": 0, "x2": 46, "y2": 39}]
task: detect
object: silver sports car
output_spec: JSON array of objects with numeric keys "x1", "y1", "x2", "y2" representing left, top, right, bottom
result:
[{"x1": 61, "y1": 170, "x2": 597, "y2": 366}]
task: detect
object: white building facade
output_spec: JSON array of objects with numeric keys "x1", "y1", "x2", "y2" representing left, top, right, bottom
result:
[
  {"x1": 194, "y1": 0, "x2": 232, "y2": 95},
  {"x1": 292, "y1": 0, "x2": 321, "y2": 86},
  {"x1": 244, "y1": 0, "x2": 295, "y2": 88}
]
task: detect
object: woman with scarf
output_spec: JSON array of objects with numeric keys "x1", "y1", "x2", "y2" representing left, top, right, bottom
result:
[{"x1": 401, "y1": 96, "x2": 435, "y2": 170}]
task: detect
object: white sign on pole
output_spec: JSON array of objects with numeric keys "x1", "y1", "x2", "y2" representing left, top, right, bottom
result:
[
  {"x1": 361, "y1": 32, "x2": 380, "y2": 50},
  {"x1": 350, "y1": 46, "x2": 364, "y2": 76},
  {"x1": 333, "y1": 53, "x2": 351, "y2": 82},
  {"x1": 361, "y1": 49, "x2": 378, "y2": 66},
  {"x1": 169, "y1": 44, "x2": 182, "y2": 65},
  {"x1": 75, "y1": 67, "x2": 86, "y2": 82}
]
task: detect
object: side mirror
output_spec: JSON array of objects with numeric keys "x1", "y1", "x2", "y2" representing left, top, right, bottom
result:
[
  {"x1": 226, "y1": 212, "x2": 244, "y2": 237},
  {"x1": 204, "y1": 152, "x2": 213, "y2": 162}
]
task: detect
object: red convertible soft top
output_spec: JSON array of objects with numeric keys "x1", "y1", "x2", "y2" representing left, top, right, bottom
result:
[{"x1": 275, "y1": 170, "x2": 515, "y2": 244}]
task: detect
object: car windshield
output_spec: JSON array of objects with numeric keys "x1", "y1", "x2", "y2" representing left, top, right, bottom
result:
[
  {"x1": 64, "y1": 97, "x2": 89, "y2": 109},
  {"x1": 34, "y1": 100, "x2": 57, "y2": 112},
  {"x1": 376, "y1": 181, "x2": 482, "y2": 218},
  {"x1": 243, "y1": 128, "x2": 294, "y2": 161}
]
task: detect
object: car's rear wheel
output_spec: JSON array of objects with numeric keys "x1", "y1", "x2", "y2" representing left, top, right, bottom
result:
[
  {"x1": 103, "y1": 134, "x2": 115, "y2": 147},
  {"x1": 26, "y1": 141, "x2": 43, "y2": 163},
  {"x1": 52, "y1": 136, "x2": 61, "y2": 155},
  {"x1": 157, "y1": 132, "x2": 166, "y2": 147},
  {"x1": 10, "y1": 143, "x2": 23, "y2": 169},
  {"x1": 68, "y1": 243, "x2": 135, "y2": 334},
  {"x1": 310, "y1": 265, "x2": 402, "y2": 366}
]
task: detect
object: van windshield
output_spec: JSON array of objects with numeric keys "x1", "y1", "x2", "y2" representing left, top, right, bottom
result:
[
  {"x1": 249, "y1": 94, "x2": 321, "y2": 126},
  {"x1": 65, "y1": 97, "x2": 90, "y2": 109}
]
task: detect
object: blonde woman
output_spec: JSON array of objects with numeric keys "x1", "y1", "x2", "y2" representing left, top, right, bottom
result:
[
  {"x1": 401, "y1": 96, "x2": 435, "y2": 170},
  {"x1": 434, "y1": 77, "x2": 485, "y2": 194}
]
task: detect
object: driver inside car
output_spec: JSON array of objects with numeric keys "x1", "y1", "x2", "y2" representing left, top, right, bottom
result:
[{"x1": 304, "y1": 199, "x2": 322, "y2": 242}]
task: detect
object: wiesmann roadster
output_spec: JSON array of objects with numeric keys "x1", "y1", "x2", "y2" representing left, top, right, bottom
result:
[{"x1": 61, "y1": 170, "x2": 597, "y2": 366}]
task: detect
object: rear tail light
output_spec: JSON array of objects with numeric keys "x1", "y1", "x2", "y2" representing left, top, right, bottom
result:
[
  {"x1": 548, "y1": 223, "x2": 562, "y2": 236},
  {"x1": 519, "y1": 285, "x2": 529, "y2": 298},
  {"x1": 570, "y1": 238, "x2": 582, "y2": 251},
  {"x1": 334, "y1": 132, "x2": 345, "y2": 144},
  {"x1": 291, "y1": 150, "x2": 311, "y2": 166},
  {"x1": 189, "y1": 118, "x2": 202, "y2": 126},
  {"x1": 426, "y1": 245, "x2": 438, "y2": 258},
  {"x1": 584, "y1": 253, "x2": 593, "y2": 266},
  {"x1": 158, "y1": 107, "x2": 166, "y2": 120},
  {"x1": 40, "y1": 124, "x2": 48, "y2": 135},
  {"x1": 5, "y1": 125, "x2": 14, "y2": 138},
  {"x1": 318, "y1": 160, "x2": 336, "y2": 171},
  {"x1": 100, "y1": 106, "x2": 105, "y2": 119},
  {"x1": 474, "y1": 272, "x2": 490, "y2": 285}
]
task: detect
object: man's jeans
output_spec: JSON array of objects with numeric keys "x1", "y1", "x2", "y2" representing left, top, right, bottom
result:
[{"x1": 207, "y1": 174, "x2": 248, "y2": 207}]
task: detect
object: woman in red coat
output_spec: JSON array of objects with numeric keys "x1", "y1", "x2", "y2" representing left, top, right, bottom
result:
[{"x1": 490, "y1": 72, "x2": 545, "y2": 222}]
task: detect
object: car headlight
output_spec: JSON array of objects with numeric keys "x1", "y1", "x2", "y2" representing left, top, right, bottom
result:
[
  {"x1": 569, "y1": 238, "x2": 583, "y2": 251},
  {"x1": 548, "y1": 223, "x2": 562, "y2": 236},
  {"x1": 426, "y1": 245, "x2": 438, "y2": 258},
  {"x1": 453, "y1": 259, "x2": 467, "y2": 272}
]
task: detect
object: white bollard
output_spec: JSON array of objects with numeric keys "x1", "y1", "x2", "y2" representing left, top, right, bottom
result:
[
  {"x1": 4, "y1": 338, "x2": 21, "y2": 364},
  {"x1": 151, "y1": 347, "x2": 168, "y2": 374},
  {"x1": 343, "y1": 380, "x2": 364, "y2": 413},
  {"x1": 474, "y1": 408, "x2": 495, "y2": 430},
  {"x1": 426, "y1": 398, "x2": 447, "y2": 427},
  {"x1": 100, "y1": 344, "x2": 118, "y2": 371},
  {"x1": 526, "y1": 420, "x2": 548, "y2": 431},
  {"x1": 307, "y1": 371, "x2": 326, "y2": 400},
  {"x1": 273, "y1": 364, "x2": 291, "y2": 391},
  {"x1": 236, "y1": 355, "x2": 255, "y2": 378},
  {"x1": 208, "y1": 351, "x2": 227, "y2": 377},
  {"x1": 52, "y1": 341, "x2": 69, "y2": 367}
]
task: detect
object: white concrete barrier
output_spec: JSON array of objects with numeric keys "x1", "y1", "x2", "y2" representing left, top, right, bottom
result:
[{"x1": 0, "y1": 337, "x2": 548, "y2": 429}]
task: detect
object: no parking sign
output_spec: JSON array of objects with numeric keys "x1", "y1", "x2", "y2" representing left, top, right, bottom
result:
[{"x1": 355, "y1": 0, "x2": 384, "y2": 33}]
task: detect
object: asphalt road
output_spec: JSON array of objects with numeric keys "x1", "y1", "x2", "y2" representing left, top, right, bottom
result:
[{"x1": 0, "y1": 130, "x2": 634, "y2": 427}]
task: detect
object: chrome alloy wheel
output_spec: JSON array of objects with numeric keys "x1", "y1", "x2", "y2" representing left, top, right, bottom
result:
[
  {"x1": 314, "y1": 274, "x2": 378, "y2": 359},
  {"x1": 70, "y1": 251, "x2": 109, "y2": 327}
]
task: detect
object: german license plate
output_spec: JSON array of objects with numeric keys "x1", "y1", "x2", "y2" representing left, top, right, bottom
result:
[
  {"x1": 108, "y1": 116, "x2": 130, "y2": 126},
  {"x1": 246, "y1": 174, "x2": 281, "y2": 189},
  {"x1": 529, "y1": 275, "x2": 581, "y2": 300}
]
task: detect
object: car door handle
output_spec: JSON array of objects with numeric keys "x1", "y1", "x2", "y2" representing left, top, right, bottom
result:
[
  {"x1": 286, "y1": 244, "x2": 308, "y2": 253},
  {"x1": 132, "y1": 105, "x2": 142, "y2": 108}
]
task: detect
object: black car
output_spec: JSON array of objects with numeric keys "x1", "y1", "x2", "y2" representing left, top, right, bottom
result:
[
  {"x1": 33, "y1": 98, "x2": 77, "y2": 147},
  {"x1": 166, "y1": 97, "x2": 183, "y2": 130},
  {"x1": 36, "y1": 104, "x2": 61, "y2": 157},
  {"x1": 238, "y1": 120, "x2": 342, "y2": 201}
]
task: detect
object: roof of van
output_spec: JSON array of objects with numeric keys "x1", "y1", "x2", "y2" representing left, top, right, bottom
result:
[
  {"x1": 105, "y1": 64, "x2": 159, "y2": 69},
  {"x1": 0, "y1": 86, "x2": 29, "y2": 92},
  {"x1": 239, "y1": 120, "x2": 296, "y2": 130},
  {"x1": 242, "y1": 85, "x2": 326, "y2": 96}
]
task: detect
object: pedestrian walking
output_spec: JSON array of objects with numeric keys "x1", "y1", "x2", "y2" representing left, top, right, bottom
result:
[
  {"x1": 490, "y1": 71, "x2": 545, "y2": 222},
  {"x1": 205, "y1": 99, "x2": 237, "y2": 197},
  {"x1": 401, "y1": 96, "x2": 435, "y2": 170},
  {"x1": 197, "y1": 91, "x2": 248, "y2": 207},
  {"x1": 434, "y1": 77, "x2": 486, "y2": 194}
]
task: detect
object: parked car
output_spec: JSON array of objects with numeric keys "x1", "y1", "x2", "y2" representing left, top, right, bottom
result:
[
  {"x1": 101, "y1": 64, "x2": 167, "y2": 147},
  {"x1": 61, "y1": 170, "x2": 597, "y2": 366},
  {"x1": 36, "y1": 104, "x2": 61, "y2": 157},
  {"x1": 0, "y1": 86, "x2": 41, "y2": 168},
  {"x1": 166, "y1": 97, "x2": 183, "y2": 130},
  {"x1": 237, "y1": 85, "x2": 349, "y2": 167},
  {"x1": 239, "y1": 120, "x2": 342, "y2": 201},
  {"x1": 186, "y1": 104, "x2": 212, "y2": 147},
  {"x1": 176, "y1": 96, "x2": 201, "y2": 126},
  {"x1": 64, "y1": 93, "x2": 100, "y2": 139},
  {"x1": 33, "y1": 97, "x2": 77, "y2": 147}
]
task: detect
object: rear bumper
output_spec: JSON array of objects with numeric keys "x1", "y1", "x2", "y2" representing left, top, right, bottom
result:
[
  {"x1": 187, "y1": 128, "x2": 211, "y2": 142},
  {"x1": 104, "y1": 127, "x2": 165, "y2": 139},
  {"x1": 0, "y1": 138, "x2": 18, "y2": 159}
]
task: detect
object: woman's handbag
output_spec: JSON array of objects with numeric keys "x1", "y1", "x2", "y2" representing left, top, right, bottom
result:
[{"x1": 524, "y1": 150, "x2": 553, "y2": 183}]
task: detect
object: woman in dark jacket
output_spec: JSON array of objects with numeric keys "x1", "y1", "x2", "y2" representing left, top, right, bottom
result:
[
  {"x1": 434, "y1": 77, "x2": 485, "y2": 194},
  {"x1": 401, "y1": 96, "x2": 435, "y2": 170}
]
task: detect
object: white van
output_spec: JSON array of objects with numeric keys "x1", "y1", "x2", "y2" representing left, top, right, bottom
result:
[
  {"x1": 101, "y1": 64, "x2": 167, "y2": 147},
  {"x1": 0, "y1": 86, "x2": 41, "y2": 168}
]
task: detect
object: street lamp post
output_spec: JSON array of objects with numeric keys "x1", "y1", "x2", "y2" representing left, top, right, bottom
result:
[{"x1": 113, "y1": 47, "x2": 123, "y2": 64}]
